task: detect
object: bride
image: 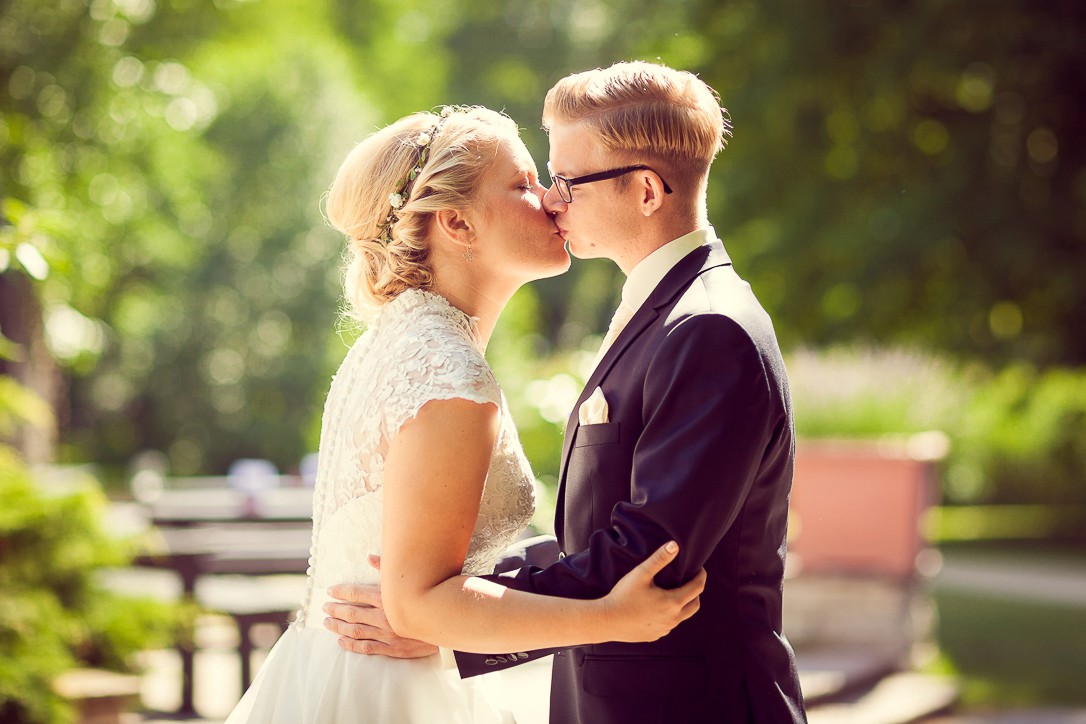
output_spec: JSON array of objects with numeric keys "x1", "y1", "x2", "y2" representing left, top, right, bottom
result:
[{"x1": 224, "y1": 106, "x2": 704, "y2": 723}]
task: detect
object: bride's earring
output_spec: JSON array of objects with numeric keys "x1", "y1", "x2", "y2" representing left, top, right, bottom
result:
[{"x1": 464, "y1": 242, "x2": 474, "y2": 262}]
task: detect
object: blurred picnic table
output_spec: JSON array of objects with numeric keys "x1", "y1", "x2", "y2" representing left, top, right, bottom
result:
[{"x1": 129, "y1": 464, "x2": 315, "y2": 717}]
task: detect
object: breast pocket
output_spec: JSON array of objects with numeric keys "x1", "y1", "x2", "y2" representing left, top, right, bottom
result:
[
  {"x1": 564, "y1": 423, "x2": 628, "y2": 538},
  {"x1": 573, "y1": 422, "x2": 620, "y2": 447}
]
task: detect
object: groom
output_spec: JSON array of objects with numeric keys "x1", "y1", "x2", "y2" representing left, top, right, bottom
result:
[{"x1": 326, "y1": 62, "x2": 807, "y2": 723}]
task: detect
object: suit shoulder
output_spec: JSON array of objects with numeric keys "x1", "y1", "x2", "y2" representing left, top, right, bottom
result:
[{"x1": 665, "y1": 265, "x2": 775, "y2": 345}]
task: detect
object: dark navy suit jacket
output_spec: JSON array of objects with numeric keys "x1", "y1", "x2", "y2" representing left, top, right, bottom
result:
[{"x1": 456, "y1": 239, "x2": 807, "y2": 723}]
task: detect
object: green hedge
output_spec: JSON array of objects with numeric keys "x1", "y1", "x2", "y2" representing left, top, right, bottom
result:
[{"x1": 946, "y1": 365, "x2": 1086, "y2": 508}]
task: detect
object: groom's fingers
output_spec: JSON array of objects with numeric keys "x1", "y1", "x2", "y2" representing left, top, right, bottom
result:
[
  {"x1": 326, "y1": 618, "x2": 390, "y2": 643},
  {"x1": 336, "y1": 637, "x2": 395, "y2": 656},
  {"x1": 324, "y1": 600, "x2": 388, "y2": 628},
  {"x1": 337, "y1": 634, "x2": 439, "y2": 659},
  {"x1": 327, "y1": 583, "x2": 383, "y2": 608},
  {"x1": 324, "y1": 606, "x2": 440, "y2": 659}
]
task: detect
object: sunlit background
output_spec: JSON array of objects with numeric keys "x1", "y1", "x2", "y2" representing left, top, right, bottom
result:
[{"x1": 2, "y1": 0, "x2": 1084, "y2": 721}]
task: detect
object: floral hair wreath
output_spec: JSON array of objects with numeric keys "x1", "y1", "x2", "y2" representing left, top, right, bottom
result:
[{"x1": 379, "y1": 106, "x2": 454, "y2": 242}]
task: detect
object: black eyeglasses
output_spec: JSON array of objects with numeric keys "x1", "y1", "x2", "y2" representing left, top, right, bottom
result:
[{"x1": 547, "y1": 162, "x2": 673, "y2": 203}]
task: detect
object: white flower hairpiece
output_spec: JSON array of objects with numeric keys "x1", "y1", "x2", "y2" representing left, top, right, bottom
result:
[{"x1": 377, "y1": 109, "x2": 452, "y2": 242}]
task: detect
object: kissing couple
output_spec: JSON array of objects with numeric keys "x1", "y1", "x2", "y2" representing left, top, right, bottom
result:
[{"x1": 226, "y1": 61, "x2": 807, "y2": 724}]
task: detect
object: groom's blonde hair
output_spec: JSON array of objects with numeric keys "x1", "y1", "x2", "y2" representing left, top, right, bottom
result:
[{"x1": 542, "y1": 61, "x2": 731, "y2": 193}]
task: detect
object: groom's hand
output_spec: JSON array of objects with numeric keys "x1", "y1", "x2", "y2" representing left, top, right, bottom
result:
[{"x1": 323, "y1": 555, "x2": 439, "y2": 658}]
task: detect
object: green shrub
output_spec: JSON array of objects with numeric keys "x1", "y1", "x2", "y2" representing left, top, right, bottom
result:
[
  {"x1": 786, "y1": 346, "x2": 968, "y2": 438},
  {"x1": 945, "y1": 365, "x2": 1086, "y2": 511},
  {"x1": 0, "y1": 450, "x2": 180, "y2": 723},
  {"x1": 3, "y1": 195, "x2": 179, "y2": 722}
]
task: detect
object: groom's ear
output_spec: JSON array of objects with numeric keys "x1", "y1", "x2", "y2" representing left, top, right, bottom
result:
[
  {"x1": 636, "y1": 171, "x2": 667, "y2": 218},
  {"x1": 433, "y1": 208, "x2": 475, "y2": 253}
]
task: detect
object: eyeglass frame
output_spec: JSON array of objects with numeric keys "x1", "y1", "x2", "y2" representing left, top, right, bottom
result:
[{"x1": 547, "y1": 162, "x2": 673, "y2": 203}]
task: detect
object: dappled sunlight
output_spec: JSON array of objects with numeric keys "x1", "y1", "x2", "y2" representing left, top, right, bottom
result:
[
  {"x1": 2, "y1": 0, "x2": 1083, "y2": 718},
  {"x1": 462, "y1": 576, "x2": 508, "y2": 600}
]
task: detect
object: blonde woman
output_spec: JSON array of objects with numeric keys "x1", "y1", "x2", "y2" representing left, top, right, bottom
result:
[{"x1": 224, "y1": 106, "x2": 704, "y2": 723}]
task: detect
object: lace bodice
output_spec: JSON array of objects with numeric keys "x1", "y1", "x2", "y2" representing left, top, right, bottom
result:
[{"x1": 296, "y1": 289, "x2": 536, "y2": 627}]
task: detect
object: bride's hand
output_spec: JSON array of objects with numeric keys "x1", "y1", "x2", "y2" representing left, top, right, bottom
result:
[{"x1": 599, "y1": 541, "x2": 706, "y2": 643}]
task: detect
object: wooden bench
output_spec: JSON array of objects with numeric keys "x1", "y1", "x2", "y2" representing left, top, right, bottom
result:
[
  {"x1": 54, "y1": 668, "x2": 141, "y2": 724},
  {"x1": 197, "y1": 576, "x2": 301, "y2": 691},
  {"x1": 134, "y1": 520, "x2": 310, "y2": 715}
]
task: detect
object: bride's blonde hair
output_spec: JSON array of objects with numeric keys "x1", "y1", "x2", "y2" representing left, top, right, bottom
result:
[{"x1": 325, "y1": 106, "x2": 518, "y2": 321}]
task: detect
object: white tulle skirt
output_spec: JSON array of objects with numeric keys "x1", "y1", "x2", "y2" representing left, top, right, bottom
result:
[{"x1": 225, "y1": 624, "x2": 512, "y2": 723}]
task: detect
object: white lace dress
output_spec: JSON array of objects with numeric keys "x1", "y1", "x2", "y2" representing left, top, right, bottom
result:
[{"x1": 225, "y1": 289, "x2": 537, "y2": 724}]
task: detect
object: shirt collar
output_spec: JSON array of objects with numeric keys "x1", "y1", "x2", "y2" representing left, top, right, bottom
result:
[{"x1": 621, "y1": 226, "x2": 716, "y2": 312}]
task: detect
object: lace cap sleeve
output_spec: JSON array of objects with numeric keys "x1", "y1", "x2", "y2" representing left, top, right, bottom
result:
[{"x1": 382, "y1": 315, "x2": 502, "y2": 440}]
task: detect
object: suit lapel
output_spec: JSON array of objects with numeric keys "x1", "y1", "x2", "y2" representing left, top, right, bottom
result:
[
  {"x1": 554, "y1": 240, "x2": 734, "y2": 547},
  {"x1": 554, "y1": 303, "x2": 657, "y2": 545}
]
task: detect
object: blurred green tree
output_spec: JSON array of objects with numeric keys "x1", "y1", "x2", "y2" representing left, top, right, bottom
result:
[
  {"x1": 1, "y1": 108, "x2": 178, "y2": 724},
  {"x1": 683, "y1": 0, "x2": 1084, "y2": 365},
  {"x1": 2, "y1": 0, "x2": 367, "y2": 476},
  {"x1": 4, "y1": 0, "x2": 1083, "y2": 483}
]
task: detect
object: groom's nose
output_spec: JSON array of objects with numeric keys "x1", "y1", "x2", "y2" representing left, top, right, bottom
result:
[{"x1": 542, "y1": 184, "x2": 567, "y2": 214}]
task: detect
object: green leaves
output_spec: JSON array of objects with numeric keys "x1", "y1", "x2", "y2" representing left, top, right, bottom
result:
[
  {"x1": 0, "y1": 468, "x2": 180, "y2": 722},
  {"x1": 3, "y1": 0, "x2": 1083, "y2": 482}
]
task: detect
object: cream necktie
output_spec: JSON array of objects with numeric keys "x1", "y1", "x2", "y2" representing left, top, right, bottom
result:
[{"x1": 592, "y1": 300, "x2": 636, "y2": 369}]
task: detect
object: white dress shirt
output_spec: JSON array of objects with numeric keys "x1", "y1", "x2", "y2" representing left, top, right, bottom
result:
[
  {"x1": 587, "y1": 227, "x2": 717, "y2": 376},
  {"x1": 619, "y1": 226, "x2": 716, "y2": 313}
]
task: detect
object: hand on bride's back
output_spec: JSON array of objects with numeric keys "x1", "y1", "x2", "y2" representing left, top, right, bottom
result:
[{"x1": 600, "y1": 541, "x2": 706, "y2": 643}]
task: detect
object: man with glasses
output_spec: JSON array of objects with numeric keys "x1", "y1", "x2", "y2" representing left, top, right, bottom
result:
[{"x1": 327, "y1": 61, "x2": 806, "y2": 723}]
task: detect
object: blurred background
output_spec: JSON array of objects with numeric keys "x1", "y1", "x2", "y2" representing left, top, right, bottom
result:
[{"x1": 2, "y1": 0, "x2": 1084, "y2": 722}]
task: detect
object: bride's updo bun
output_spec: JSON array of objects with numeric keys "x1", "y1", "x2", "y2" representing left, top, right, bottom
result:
[{"x1": 325, "y1": 106, "x2": 518, "y2": 320}]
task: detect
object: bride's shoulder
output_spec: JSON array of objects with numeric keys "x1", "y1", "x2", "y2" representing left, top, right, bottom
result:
[
  {"x1": 380, "y1": 289, "x2": 483, "y2": 353},
  {"x1": 375, "y1": 290, "x2": 502, "y2": 426}
]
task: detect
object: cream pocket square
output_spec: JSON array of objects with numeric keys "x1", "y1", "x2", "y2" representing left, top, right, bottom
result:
[{"x1": 578, "y1": 387, "x2": 609, "y2": 425}]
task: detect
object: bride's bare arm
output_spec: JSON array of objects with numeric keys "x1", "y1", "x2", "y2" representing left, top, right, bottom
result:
[{"x1": 375, "y1": 397, "x2": 702, "y2": 654}]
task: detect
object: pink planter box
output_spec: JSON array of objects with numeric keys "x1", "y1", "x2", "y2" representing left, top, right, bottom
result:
[{"x1": 787, "y1": 437, "x2": 945, "y2": 580}]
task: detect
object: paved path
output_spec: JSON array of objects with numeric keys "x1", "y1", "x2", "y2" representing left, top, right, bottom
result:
[
  {"x1": 933, "y1": 549, "x2": 1086, "y2": 607},
  {"x1": 927, "y1": 712, "x2": 1086, "y2": 723}
]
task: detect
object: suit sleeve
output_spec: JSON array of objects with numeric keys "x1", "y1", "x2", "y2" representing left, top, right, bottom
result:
[
  {"x1": 510, "y1": 313, "x2": 774, "y2": 595},
  {"x1": 452, "y1": 536, "x2": 563, "y2": 677},
  {"x1": 491, "y1": 534, "x2": 560, "y2": 574}
]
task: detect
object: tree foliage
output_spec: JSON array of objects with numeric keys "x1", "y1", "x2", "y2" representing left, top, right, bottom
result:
[
  {"x1": 685, "y1": 0, "x2": 1084, "y2": 365},
  {"x1": 2, "y1": 0, "x2": 362, "y2": 474},
  {"x1": 2, "y1": 0, "x2": 1082, "y2": 482}
]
